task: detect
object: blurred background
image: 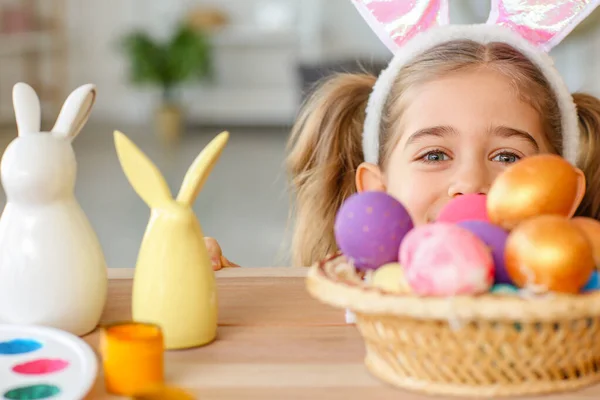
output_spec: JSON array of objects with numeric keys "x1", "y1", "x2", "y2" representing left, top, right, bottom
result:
[{"x1": 0, "y1": 0, "x2": 598, "y2": 268}]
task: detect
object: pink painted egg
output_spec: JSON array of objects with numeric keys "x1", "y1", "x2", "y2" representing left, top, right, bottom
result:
[
  {"x1": 437, "y1": 194, "x2": 490, "y2": 224},
  {"x1": 399, "y1": 223, "x2": 494, "y2": 296},
  {"x1": 334, "y1": 191, "x2": 413, "y2": 270}
]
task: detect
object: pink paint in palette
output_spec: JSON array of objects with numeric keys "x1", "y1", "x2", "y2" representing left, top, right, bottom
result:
[{"x1": 0, "y1": 325, "x2": 97, "y2": 399}]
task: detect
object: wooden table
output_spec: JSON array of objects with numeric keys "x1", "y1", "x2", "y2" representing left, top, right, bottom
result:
[{"x1": 83, "y1": 268, "x2": 600, "y2": 399}]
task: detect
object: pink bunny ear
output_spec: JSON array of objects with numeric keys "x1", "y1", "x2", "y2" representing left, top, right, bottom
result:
[
  {"x1": 351, "y1": 0, "x2": 450, "y2": 53},
  {"x1": 487, "y1": 0, "x2": 600, "y2": 52}
]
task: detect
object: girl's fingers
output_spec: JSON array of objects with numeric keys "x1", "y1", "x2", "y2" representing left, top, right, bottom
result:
[
  {"x1": 205, "y1": 237, "x2": 240, "y2": 269},
  {"x1": 212, "y1": 256, "x2": 223, "y2": 271},
  {"x1": 221, "y1": 255, "x2": 241, "y2": 268},
  {"x1": 205, "y1": 237, "x2": 223, "y2": 271}
]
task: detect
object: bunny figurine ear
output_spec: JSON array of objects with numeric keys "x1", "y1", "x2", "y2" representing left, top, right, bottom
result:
[
  {"x1": 52, "y1": 84, "x2": 96, "y2": 140},
  {"x1": 487, "y1": 0, "x2": 600, "y2": 52},
  {"x1": 12, "y1": 82, "x2": 41, "y2": 136},
  {"x1": 350, "y1": 0, "x2": 450, "y2": 52},
  {"x1": 176, "y1": 131, "x2": 229, "y2": 206},
  {"x1": 114, "y1": 130, "x2": 173, "y2": 209}
]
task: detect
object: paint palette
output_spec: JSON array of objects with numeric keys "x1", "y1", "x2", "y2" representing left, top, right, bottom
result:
[{"x1": 0, "y1": 324, "x2": 97, "y2": 400}]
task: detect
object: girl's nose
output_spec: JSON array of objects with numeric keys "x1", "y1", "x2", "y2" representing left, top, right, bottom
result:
[{"x1": 447, "y1": 165, "x2": 490, "y2": 197}]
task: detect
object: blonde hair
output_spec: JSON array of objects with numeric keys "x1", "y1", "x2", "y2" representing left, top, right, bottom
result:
[{"x1": 286, "y1": 40, "x2": 600, "y2": 267}]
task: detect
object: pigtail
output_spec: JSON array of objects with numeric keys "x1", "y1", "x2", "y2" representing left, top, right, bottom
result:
[
  {"x1": 286, "y1": 73, "x2": 377, "y2": 267},
  {"x1": 574, "y1": 92, "x2": 600, "y2": 220}
]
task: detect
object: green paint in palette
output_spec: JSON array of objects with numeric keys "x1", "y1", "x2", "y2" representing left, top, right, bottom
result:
[{"x1": 3, "y1": 384, "x2": 60, "y2": 400}]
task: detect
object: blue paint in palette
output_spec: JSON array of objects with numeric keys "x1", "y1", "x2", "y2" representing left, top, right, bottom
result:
[{"x1": 0, "y1": 339, "x2": 42, "y2": 355}]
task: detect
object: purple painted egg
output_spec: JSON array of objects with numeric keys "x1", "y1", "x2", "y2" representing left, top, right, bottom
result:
[
  {"x1": 457, "y1": 220, "x2": 510, "y2": 284},
  {"x1": 334, "y1": 191, "x2": 413, "y2": 270}
]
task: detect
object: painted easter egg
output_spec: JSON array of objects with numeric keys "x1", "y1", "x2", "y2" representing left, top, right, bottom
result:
[
  {"x1": 487, "y1": 154, "x2": 585, "y2": 230},
  {"x1": 457, "y1": 220, "x2": 510, "y2": 284},
  {"x1": 399, "y1": 223, "x2": 494, "y2": 296},
  {"x1": 437, "y1": 194, "x2": 490, "y2": 223},
  {"x1": 491, "y1": 284, "x2": 519, "y2": 295},
  {"x1": 505, "y1": 215, "x2": 594, "y2": 294},
  {"x1": 334, "y1": 191, "x2": 413, "y2": 270},
  {"x1": 572, "y1": 217, "x2": 600, "y2": 268},
  {"x1": 583, "y1": 271, "x2": 600, "y2": 293},
  {"x1": 370, "y1": 263, "x2": 411, "y2": 294}
]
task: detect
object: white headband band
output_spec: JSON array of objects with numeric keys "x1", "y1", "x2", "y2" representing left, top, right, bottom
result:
[{"x1": 352, "y1": 0, "x2": 600, "y2": 167}]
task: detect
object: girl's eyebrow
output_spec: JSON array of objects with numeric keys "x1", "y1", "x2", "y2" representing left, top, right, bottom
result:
[
  {"x1": 405, "y1": 125, "x2": 539, "y2": 150},
  {"x1": 405, "y1": 125, "x2": 457, "y2": 147},
  {"x1": 492, "y1": 126, "x2": 539, "y2": 150}
]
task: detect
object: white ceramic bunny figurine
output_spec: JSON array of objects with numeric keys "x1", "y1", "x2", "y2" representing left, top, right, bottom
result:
[{"x1": 0, "y1": 82, "x2": 108, "y2": 336}]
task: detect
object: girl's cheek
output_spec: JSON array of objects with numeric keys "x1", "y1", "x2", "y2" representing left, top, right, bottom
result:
[{"x1": 388, "y1": 171, "x2": 446, "y2": 226}]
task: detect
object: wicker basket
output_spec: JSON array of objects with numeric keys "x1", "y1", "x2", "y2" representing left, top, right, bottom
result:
[{"x1": 306, "y1": 253, "x2": 600, "y2": 398}]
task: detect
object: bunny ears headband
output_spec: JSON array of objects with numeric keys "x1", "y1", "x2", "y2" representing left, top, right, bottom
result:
[{"x1": 354, "y1": 0, "x2": 600, "y2": 166}]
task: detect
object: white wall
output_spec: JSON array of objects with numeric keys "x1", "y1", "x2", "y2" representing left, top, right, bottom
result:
[
  {"x1": 64, "y1": 0, "x2": 312, "y2": 126},
  {"x1": 61, "y1": 0, "x2": 388, "y2": 126},
  {"x1": 66, "y1": 0, "x2": 146, "y2": 124},
  {"x1": 62, "y1": 0, "x2": 600, "y2": 126},
  {"x1": 321, "y1": 0, "x2": 388, "y2": 60}
]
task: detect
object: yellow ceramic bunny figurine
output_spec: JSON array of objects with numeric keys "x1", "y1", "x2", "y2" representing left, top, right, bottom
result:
[{"x1": 113, "y1": 130, "x2": 229, "y2": 349}]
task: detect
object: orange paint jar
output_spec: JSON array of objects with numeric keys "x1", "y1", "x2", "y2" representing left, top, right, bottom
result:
[{"x1": 100, "y1": 322, "x2": 164, "y2": 396}]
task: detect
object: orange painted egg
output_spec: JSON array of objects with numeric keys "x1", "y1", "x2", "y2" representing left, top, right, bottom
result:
[
  {"x1": 572, "y1": 217, "x2": 600, "y2": 269},
  {"x1": 505, "y1": 215, "x2": 594, "y2": 294},
  {"x1": 487, "y1": 154, "x2": 585, "y2": 230}
]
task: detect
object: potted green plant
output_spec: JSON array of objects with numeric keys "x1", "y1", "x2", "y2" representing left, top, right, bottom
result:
[{"x1": 120, "y1": 23, "x2": 213, "y2": 142}]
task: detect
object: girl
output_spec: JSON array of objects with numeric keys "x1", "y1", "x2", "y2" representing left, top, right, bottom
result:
[{"x1": 212, "y1": 0, "x2": 600, "y2": 269}]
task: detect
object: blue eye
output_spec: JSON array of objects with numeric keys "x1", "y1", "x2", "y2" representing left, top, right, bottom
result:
[
  {"x1": 421, "y1": 150, "x2": 449, "y2": 163},
  {"x1": 493, "y1": 153, "x2": 520, "y2": 164}
]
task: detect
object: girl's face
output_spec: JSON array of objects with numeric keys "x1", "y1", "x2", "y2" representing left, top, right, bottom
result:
[{"x1": 357, "y1": 68, "x2": 553, "y2": 225}]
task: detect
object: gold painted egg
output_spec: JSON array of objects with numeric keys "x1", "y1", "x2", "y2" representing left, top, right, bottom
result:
[
  {"x1": 505, "y1": 215, "x2": 594, "y2": 294},
  {"x1": 371, "y1": 263, "x2": 411, "y2": 294},
  {"x1": 572, "y1": 217, "x2": 600, "y2": 269},
  {"x1": 487, "y1": 154, "x2": 585, "y2": 230}
]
